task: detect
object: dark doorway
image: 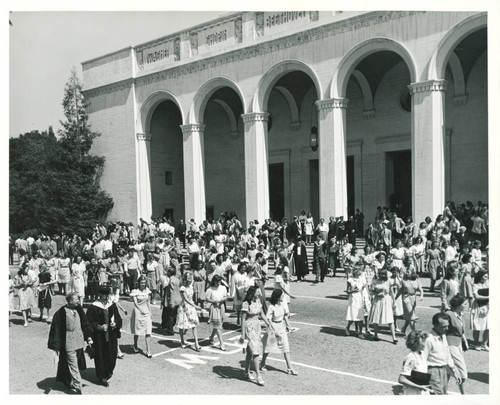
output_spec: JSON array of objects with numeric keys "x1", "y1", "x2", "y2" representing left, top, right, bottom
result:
[
  {"x1": 163, "y1": 208, "x2": 174, "y2": 224},
  {"x1": 309, "y1": 159, "x2": 319, "y2": 222},
  {"x1": 347, "y1": 156, "x2": 355, "y2": 218},
  {"x1": 206, "y1": 205, "x2": 214, "y2": 222},
  {"x1": 269, "y1": 163, "x2": 284, "y2": 221},
  {"x1": 386, "y1": 150, "x2": 412, "y2": 218}
]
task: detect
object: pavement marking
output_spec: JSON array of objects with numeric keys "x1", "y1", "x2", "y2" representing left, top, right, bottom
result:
[
  {"x1": 266, "y1": 357, "x2": 400, "y2": 386},
  {"x1": 152, "y1": 348, "x2": 178, "y2": 357},
  {"x1": 166, "y1": 353, "x2": 220, "y2": 369}
]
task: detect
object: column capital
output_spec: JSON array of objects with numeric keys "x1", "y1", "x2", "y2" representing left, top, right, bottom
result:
[
  {"x1": 316, "y1": 98, "x2": 349, "y2": 110},
  {"x1": 241, "y1": 112, "x2": 270, "y2": 123},
  {"x1": 180, "y1": 124, "x2": 206, "y2": 134},
  {"x1": 136, "y1": 133, "x2": 152, "y2": 141},
  {"x1": 408, "y1": 80, "x2": 447, "y2": 95}
]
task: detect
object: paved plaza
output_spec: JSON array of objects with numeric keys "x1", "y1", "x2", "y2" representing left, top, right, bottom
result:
[{"x1": 9, "y1": 265, "x2": 489, "y2": 396}]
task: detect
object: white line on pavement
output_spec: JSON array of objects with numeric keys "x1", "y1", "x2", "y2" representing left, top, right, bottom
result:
[{"x1": 152, "y1": 348, "x2": 178, "y2": 357}]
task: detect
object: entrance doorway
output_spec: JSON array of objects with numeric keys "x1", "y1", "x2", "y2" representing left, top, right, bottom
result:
[
  {"x1": 386, "y1": 150, "x2": 412, "y2": 218},
  {"x1": 269, "y1": 163, "x2": 285, "y2": 221}
]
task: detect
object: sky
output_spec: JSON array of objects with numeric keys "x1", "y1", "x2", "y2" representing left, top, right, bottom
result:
[{"x1": 8, "y1": 10, "x2": 226, "y2": 138}]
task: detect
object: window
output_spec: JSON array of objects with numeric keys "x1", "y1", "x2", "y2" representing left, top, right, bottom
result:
[{"x1": 165, "y1": 171, "x2": 173, "y2": 185}]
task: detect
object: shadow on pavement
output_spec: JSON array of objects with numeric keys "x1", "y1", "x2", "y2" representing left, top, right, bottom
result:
[
  {"x1": 391, "y1": 385, "x2": 403, "y2": 395},
  {"x1": 81, "y1": 367, "x2": 103, "y2": 386},
  {"x1": 319, "y1": 325, "x2": 351, "y2": 336},
  {"x1": 212, "y1": 365, "x2": 246, "y2": 381},
  {"x1": 36, "y1": 377, "x2": 73, "y2": 395},
  {"x1": 325, "y1": 295, "x2": 348, "y2": 301},
  {"x1": 468, "y1": 372, "x2": 489, "y2": 384}
]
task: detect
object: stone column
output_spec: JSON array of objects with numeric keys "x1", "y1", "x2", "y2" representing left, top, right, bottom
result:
[
  {"x1": 408, "y1": 80, "x2": 447, "y2": 223},
  {"x1": 136, "y1": 132, "x2": 153, "y2": 222},
  {"x1": 181, "y1": 124, "x2": 206, "y2": 225},
  {"x1": 317, "y1": 98, "x2": 349, "y2": 220},
  {"x1": 242, "y1": 112, "x2": 270, "y2": 225}
]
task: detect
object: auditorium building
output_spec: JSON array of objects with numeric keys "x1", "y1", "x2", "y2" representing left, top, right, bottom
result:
[{"x1": 82, "y1": 11, "x2": 488, "y2": 227}]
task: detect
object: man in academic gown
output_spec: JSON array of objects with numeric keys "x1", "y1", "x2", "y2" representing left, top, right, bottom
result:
[
  {"x1": 85, "y1": 286, "x2": 123, "y2": 387},
  {"x1": 47, "y1": 292, "x2": 93, "y2": 394}
]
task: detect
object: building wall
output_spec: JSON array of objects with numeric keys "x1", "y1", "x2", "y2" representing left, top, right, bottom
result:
[{"x1": 86, "y1": 86, "x2": 138, "y2": 222}]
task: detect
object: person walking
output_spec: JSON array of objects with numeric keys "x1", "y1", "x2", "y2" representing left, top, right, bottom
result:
[
  {"x1": 86, "y1": 286, "x2": 123, "y2": 387},
  {"x1": 445, "y1": 295, "x2": 468, "y2": 394},
  {"x1": 398, "y1": 330, "x2": 433, "y2": 395},
  {"x1": 421, "y1": 312, "x2": 462, "y2": 395},
  {"x1": 162, "y1": 267, "x2": 181, "y2": 335},
  {"x1": 176, "y1": 271, "x2": 202, "y2": 350},
  {"x1": 313, "y1": 234, "x2": 328, "y2": 283},
  {"x1": 130, "y1": 276, "x2": 153, "y2": 358},
  {"x1": 47, "y1": 292, "x2": 93, "y2": 395},
  {"x1": 239, "y1": 285, "x2": 273, "y2": 386},
  {"x1": 259, "y1": 288, "x2": 298, "y2": 375},
  {"x1": 206, "y1": 274, "x2": 228, "y2": 351}
]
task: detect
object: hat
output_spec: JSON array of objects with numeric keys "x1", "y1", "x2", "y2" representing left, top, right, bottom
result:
[{"x1": 98, "y1": 285, "x2": 111, "y2": 296}]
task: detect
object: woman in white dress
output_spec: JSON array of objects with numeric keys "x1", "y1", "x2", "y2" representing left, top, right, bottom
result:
[
  {"x1": 57, "y1": 251, "x2": 71, "y2": 296},
  {"x1": 369, "y1": 269, "x2": 398, "y2": 344},
  {"x1": 130, "y1": 276, "x2": 153, "y2": 357},
  {"x1": 345, "y1": 266, "x2": 366, "y2": 335},
  {"x1": 176, "y1": 271, "x2": 202, "y2": 350},
  {"x1": 71, "y1": 256, "x2": 86, "y2": 306},
  {"x1": 230, "y1": 262, "x2": 251, "y2": 326},
  {"x1": 304, "y1": 212, "x2": 314, "y2": 244},
  {"x1": 206, "y1": 274, "x2": 228, "y2": 350},
  {"x1": 470, "y1": 270, "x2": 489, "y2": 350}
]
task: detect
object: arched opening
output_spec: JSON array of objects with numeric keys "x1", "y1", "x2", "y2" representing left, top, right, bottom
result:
[
  {"x1": 444, "y1": 27, "x2": 487, "y2": 203},
  {"x1": 203, "y1": 87, "x2": 245, "y2": 222},
  {"x1": 266, "y1": 70, "x2": 319, "y2": 222},
  {"x1": 149, "y1": 100, "x2": 185, "y2": 223},
  {"x1": 345, "y1": 50, "x2": 413, "y2": 219}
]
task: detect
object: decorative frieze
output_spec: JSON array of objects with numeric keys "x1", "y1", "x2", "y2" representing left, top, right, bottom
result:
[
  {"x1": 241, "y1": 112, "x2": 270, "y2": 123},
  {"x1": 190, "y1": 32, "x2": 199, "y2": 55},
  {"x1": 88, "y1": 11, "x2": 426, "y2": 93},
  {"x1": 375, "y1": 134, "x2": 410, "y2": 145},
  {"x1": 180, "y1": 124, "x2": 206, "y2": 134},
  {"x1": 136, "y1": 133, "x2": 152, "y2": 142},
  {"x1": 408, "y1": 80, "x2": 447, "y2": 95},
  {"x1": 235, "y1": 18, "x2": 243, "y2": 43},
  {"x1": 347, "y1": 140, "x2": 363, "y2": 149},
  {"x1": 315, "y1": 98, "x2": 349, "y2": 110}
]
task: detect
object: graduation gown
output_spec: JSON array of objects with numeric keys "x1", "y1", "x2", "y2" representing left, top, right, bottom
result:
[
  {"x1": 47, "y1": 305, "x2": 92, "y2": 386},
  {"x1": 86, "y1": 301, "x2": 123, "y2": 381}
]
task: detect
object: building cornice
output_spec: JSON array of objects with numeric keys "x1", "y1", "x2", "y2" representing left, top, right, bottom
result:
[
  {"x1": 83, "y1": 11, "x2": 426, "y2": 95},
  {"x1": 180, "y1": 124, "x2": 206, "y2": 134},
  {"x1": 408, "y1": 80, "x2": 447, "y2": 95},
  {"x1": 241, "y1": 112, "x2": 271, "y2": 123}
]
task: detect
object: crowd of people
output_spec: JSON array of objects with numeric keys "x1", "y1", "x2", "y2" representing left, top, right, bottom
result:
[{"x1": 9, "y1": 199, "x2": 489, "y2": 395}]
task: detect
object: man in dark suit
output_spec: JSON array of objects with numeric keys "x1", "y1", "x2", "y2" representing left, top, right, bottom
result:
[
  {"x1": 380, "y1": 220, "x2": 392, "y2": 253},
  {"x1": 313, "y1": 234, "x2": 328, "y2": 283},
  {"x1": 328, "y1": 216, "x2": 337, "y2": 241}
]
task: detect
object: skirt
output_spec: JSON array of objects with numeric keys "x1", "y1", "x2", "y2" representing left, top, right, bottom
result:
[
  {"x1": 449, "y1": 344, "x2": 467, "y2": 380},
  {"x1": 58, "y1": 267, "x2": 71, "y2": 283},
  {"x1": 262, "y1": 329, "x2": 289, "y2": 354},
  {"x1": 209, "y1": 304, "x2": 224, "y2": 330},
  {"x1": 402, "y1": 294, "x2": 418, "y2": 321},
  {"x1": 38, "y1": 288, "x2": 52, "y2": 309},
  {"x1": 18, "y1": 287, "x2": 35, "y2": 311},
  {"x1": 244, "y1": 316, "x2": 262, "y2": 356},
  {"x1": 369, "y1": 294, "x2": 394, "y2": 325},
  {"x1": 176, "y1": 303, "x2": 199, "y2": 330}
]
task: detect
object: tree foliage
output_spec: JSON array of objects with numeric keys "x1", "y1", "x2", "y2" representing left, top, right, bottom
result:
[{"x1": 9, "y1": 69, "x2": 113, "y2": 238}]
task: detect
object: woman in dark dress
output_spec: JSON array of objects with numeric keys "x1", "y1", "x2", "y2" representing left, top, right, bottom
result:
[
  {"x1": 86, "y1": 286, "x2": 123, "y2": 387},
  {"x1": 293, "y1": 238, "x2": 309, "y2": 282}
]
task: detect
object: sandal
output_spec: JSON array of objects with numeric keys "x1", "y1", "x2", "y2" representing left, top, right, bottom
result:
[
  {"x1": 287, "y1": 369, "x2": 298, "y2": 376},
  {"x1": 392, "y1": 339, "x2": 398, "y2": 345},
  {"x1": 219, "y1": 345, "x2": 227, "y2": 351},
  {"x1": 256, "y1": 376, "x2": 265, "y2": 386},
  {"x1": 117, "y1": 353, "x2": 124, "y2": 359},
  {"x1": 180, "y1": 343, "x2": 189, "y2": 349},
  {"x1": 259, "y1": 365, "x2": 267, "y2": 371},
  {"x1": 146, "y1": 352, "x2": 152, "y2": 358},
  {"x1": 194, "y1": 345, "x2": 201, "y2": 352}
]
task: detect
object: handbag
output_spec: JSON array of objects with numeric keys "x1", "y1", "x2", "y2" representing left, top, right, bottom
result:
[
  {"x1": 408, "y1": 370, "x2": 431, "y2": 386},
  {"x1": 85, "y1": 344, "x2": 96, "y2": 359},
  {"x1": 461, "y1": 336, "x2": 469, "y2": 352}
]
